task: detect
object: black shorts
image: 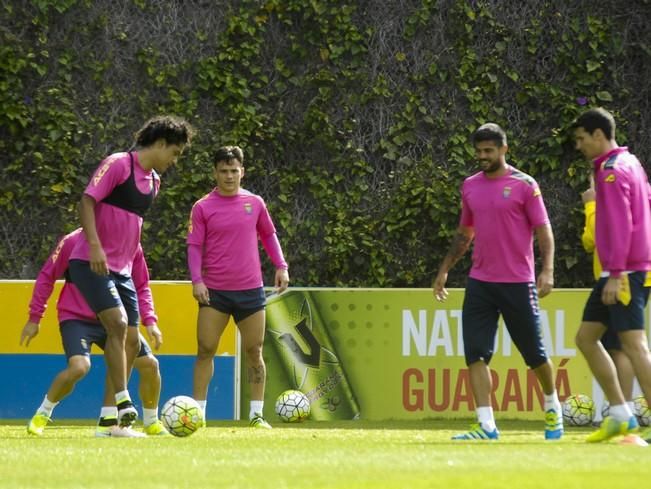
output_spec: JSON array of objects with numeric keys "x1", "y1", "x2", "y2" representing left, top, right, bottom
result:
[
  {"x1": 68, "y1": 259, "x2": 140, "y2": 326},
  {"x1": 461, "y1": 278, "x2": 549, "y2": 368},
  {"x1": 60, "y1": 320, "x2": 152, "y2": 359},
  {"x1": 200, "y1": 287, "x2": 266, "y2": 323},
  {"x1": 582, "y1": 271, "x2": 649, "y2": 333}
]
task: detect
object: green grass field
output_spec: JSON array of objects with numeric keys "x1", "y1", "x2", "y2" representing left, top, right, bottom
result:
[{"x1": 0, "y1": 419, "x2": 648, "y2": 489}]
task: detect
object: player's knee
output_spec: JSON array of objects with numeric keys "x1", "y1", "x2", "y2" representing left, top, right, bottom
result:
[
  {"x1": 67, "y1": 357, "x2": 91, "y2": 381},
  {"x1": 196, "y1": 342, "x2": 218, "y2": 359},
  {"x1": 135, "y1": 354, "x2": 159, "y2": 375},
  {"x1": 245, "y1": 343, "x2": 264, "y2": 363}
]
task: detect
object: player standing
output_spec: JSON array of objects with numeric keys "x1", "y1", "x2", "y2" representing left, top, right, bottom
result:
[
  {"x1": 572, "y1": 107, "x2": 651, "y2": 443},
  {"x1": 188, "y1": 146, "x2": 289, "y2": 428},
  {"x1": 68, "y1": 115, "x2": 194, "y2": 426},
  {"x1": 432, "y1": 123, "x2": 563, "y2": 440}
]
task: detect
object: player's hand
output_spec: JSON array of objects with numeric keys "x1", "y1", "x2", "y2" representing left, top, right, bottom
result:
[
  {"x1": 537, "y1": 269, "x2": 554, "y2": 298},
  {"x1": 602, "y1": 276, "x2": 620, "y2": 305},
  {"x1": 275, "y1": 268, "x2": 289, "y2": 294},
  {"x1": 581, "y1": 187, "x2": 596, "y2": 203},
  {"x1": 145, "y1": 324, "x2": 163, "y2": 350},
  {"x1": 89, "y1": 243, "x2": 109, "y2": 276},
  {"x1": 192, "y1": 282, "x2": 210, "y2": 305},
  {"x1": 432, "y1": 272, "x2": 448, "y2": 302},
  {"x1": 20, "y1": 321, "x2": 40, "y2": 347}
]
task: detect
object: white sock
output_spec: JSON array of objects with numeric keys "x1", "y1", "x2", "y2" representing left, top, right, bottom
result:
[
  {"x1": 37, "y1": 395, "x2": 58, "y2": 417},
  {"x1": 115, "y1": 390, "x2": 132, "y2": 405},
  {"x1": 250, "y1": 400, "x2": 264, "y2": 419},
  {"x1": 477, "y1": 406, "x2": 496, "y2": 432},
  {"x1": 544, "y1": 391, "x2": 561, "y2": 412},
  {"x1": 197, "y1": 400, "x2": 207, "y2": 417},
  {"x1": 100, "y1": 406, "x2": 118, "y2": 419},
  {"x1": 610, "y1": 403, "x2": 633, "y2": 422},
  {"x1": 143, "y1": 408, "x2": 158, "y2": 427}
]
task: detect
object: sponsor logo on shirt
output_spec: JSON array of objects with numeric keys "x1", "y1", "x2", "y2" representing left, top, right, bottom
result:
[
  {"x1": 533, "y1": 187, "x2": 541, "y2": 197},
  {"x1": 93, "y1": 155, "x2": 120, "y2": 186},
  {"x1": 244, "y1": 203, "x2": 253, "y2": 214},
  {"x1": 502, "y1": 186, "x2": 511, "y2": 198},
  {"x1": 604, "y1": 174, "x2": 616, "y2": 183}
]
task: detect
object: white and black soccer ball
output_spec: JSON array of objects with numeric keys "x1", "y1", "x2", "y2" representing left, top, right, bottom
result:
[
  {"x1": 275, "y1": 390, "x2": 310, "y2": 423},
  {"x1": 562, "y1": 394, "x2": 595, "y2": 426},
  {"x1": 161, "y1": 395, "x2": 204, "y2": 437},
  {"x1": 633, "y1": 395, "x2": 651, "y2": 427}
]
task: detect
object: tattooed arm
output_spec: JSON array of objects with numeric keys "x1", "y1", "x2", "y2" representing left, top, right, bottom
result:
[{"x1": 432, "y1": 225, "x2": 474, "y2": 302}]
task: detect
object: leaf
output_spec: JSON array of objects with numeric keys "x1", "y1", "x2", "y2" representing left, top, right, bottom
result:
[{"x1": 595, "y1": 91, "x2": 613, "y2": 101}]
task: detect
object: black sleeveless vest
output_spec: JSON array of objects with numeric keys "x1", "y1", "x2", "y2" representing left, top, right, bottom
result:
[{"x1": 102, "y1": 152, "x2": 156, "y2": 217}]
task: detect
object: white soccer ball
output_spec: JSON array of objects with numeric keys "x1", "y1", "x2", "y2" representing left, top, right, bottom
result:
[
  {"x1": 275, "y1": 390, "x2": 310, "y2": 423},
  {"x1": 633, "y1": 395, "x2": 651, "y2": 427},
  {"x1": 161, "y1": 395, "x2": 204, "y2": 437},
  {"x1": 562, "y1": 394, "x2": 595, "y2": 426}
]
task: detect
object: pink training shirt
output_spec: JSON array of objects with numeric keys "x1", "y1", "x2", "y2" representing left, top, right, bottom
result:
[
  {"x1": 70, "y1": 152, "x2": 160, "y2": 275},
  {"x1": 593, "y1": 147, "x2": 651, "y2": 276},
  {"x1": 460, "y1": 166, "x2": 550, "y2": 282},
  {"x1": 29, "y1": 228, "x2": 157, "y2": 326},
  {"x1": 187, "y1": 188, "x2": 288, "y2": 290}
]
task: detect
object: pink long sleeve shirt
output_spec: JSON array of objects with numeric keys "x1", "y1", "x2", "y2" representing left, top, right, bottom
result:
[
  {"x1": 593, "y1": 147, "x2": 651, "y2": 277},
  {"x1": 28, "y1": 229, "x2": 157, "y2": 326},
  {"x1": 186, "y1": 188, "x2": 288, "y2": 290}
]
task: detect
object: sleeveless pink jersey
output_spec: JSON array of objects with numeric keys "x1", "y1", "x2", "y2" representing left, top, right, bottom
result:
[
  {"x1": 70, "y1": 152, "x2": 160, "y2": 275},
  {"x1": 28, "y1": 229, "x2": 157, "y2": 325},
  {"x1": 460, "y1": 166, "x2": 550, "y2": 282},
  {"x1": 187, "y1": 188, "x2": 288, "y2": 290}
]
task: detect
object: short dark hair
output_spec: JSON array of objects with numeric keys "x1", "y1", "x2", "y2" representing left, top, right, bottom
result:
[
  {"x1": 134, "y1": 115, "x2": 195, "y2": 147},
  {"x1": 473, "y1": 123, "x2": 507, "y2": 147},
  {"x1": 571, "y1": 108, "x2": 616, "y2": 140},
  {"x1": 213, "y1": 146, "x2": 244, "y2": 167}
]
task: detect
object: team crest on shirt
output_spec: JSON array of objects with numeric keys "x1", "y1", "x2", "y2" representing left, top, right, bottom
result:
[
  {"x1": 502, "y1": 186, "x2": 512, "y2": 198},
  {"x1": 244, "y1": 203, "x2": 253, "y2": 214}
]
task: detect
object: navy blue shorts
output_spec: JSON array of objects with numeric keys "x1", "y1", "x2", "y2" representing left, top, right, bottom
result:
[
  {"x1": 582, "y1": 271, "x2": 649, "y2": 334},
  {"x1": 68, "y1": 259, "x2": 140, "y2": 326},
  {"x1": 60, "y1": 320, "x2": 152, "y2": 359},
  {"x1": 200, "y1": 287, "x2": 266, "y2": 323},
  {"x1": 600, "y1": 328, "x2": 621, "y2": 351},
  {"x1": 462, "y1": 278, "x2": 549, "y2": 368}
]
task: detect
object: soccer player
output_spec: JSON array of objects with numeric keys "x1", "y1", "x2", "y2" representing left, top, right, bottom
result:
[
  {"x1": 432, "y1": 123, "x2": 563, "y2": 440},
  {"x1": 67, "y1": 115, "x2": 193, "y2": 427},
  {"x1": 581, "y1": 176, "x2": 641, "y2": 421},
  {"x1": 188, "y1": 146, "x2": 289, "y2": 429},
  {"x1": 21, "y1": 228, "x2": 169, "y2": 436},
  {"x1": 572, "y1": 107, "x2": 651, "y2": 443}
]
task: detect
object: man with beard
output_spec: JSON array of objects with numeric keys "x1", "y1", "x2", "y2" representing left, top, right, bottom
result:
[{"x1": 432, "y1": 123, "x2": 563, "y2": 441}]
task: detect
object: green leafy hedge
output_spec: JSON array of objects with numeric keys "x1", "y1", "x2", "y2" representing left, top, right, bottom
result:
[{"x1": 2, "y1": 0, "x2": 650, "y2": 287}]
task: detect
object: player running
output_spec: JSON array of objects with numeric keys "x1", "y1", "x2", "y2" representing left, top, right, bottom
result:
[{"x1": 21, "y1": 228, "x2": 169, "y2": 437}]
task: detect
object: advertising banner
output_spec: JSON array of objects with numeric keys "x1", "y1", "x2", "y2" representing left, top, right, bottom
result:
[{"x1": 256, "y1": 288, "x2": 650, "y2": 421}]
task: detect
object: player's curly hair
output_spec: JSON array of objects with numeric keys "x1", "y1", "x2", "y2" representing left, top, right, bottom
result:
[{"x1": 134, "y1": 115, "x2": 195, "y2": 147}]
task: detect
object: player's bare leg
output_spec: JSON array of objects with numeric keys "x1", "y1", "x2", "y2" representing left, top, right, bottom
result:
[
  {"x1": 193, "y1": 307, "x2": 230, "y2": 419},
  {"x1": 238, "y1": 309, "x2": 271, "y2": 428},
  {"x1": 97, "y1": 306, "x2": 137, "y2": 426}
]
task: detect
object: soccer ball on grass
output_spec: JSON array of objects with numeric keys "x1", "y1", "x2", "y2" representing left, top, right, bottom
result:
[
  {"x1": 275, "y1": 390, "x2": 310, "y2": 423},
  {"x1": 562, "y1": 394, "x2": 595, "y2": 426},
  {"x1": 161, "y1": 395, "x2": 204, "y2": 437}
]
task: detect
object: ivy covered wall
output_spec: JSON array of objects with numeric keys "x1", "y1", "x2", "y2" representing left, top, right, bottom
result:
[{"x1": 2, "y1": 0, "x2": 650, "y2": 287}]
